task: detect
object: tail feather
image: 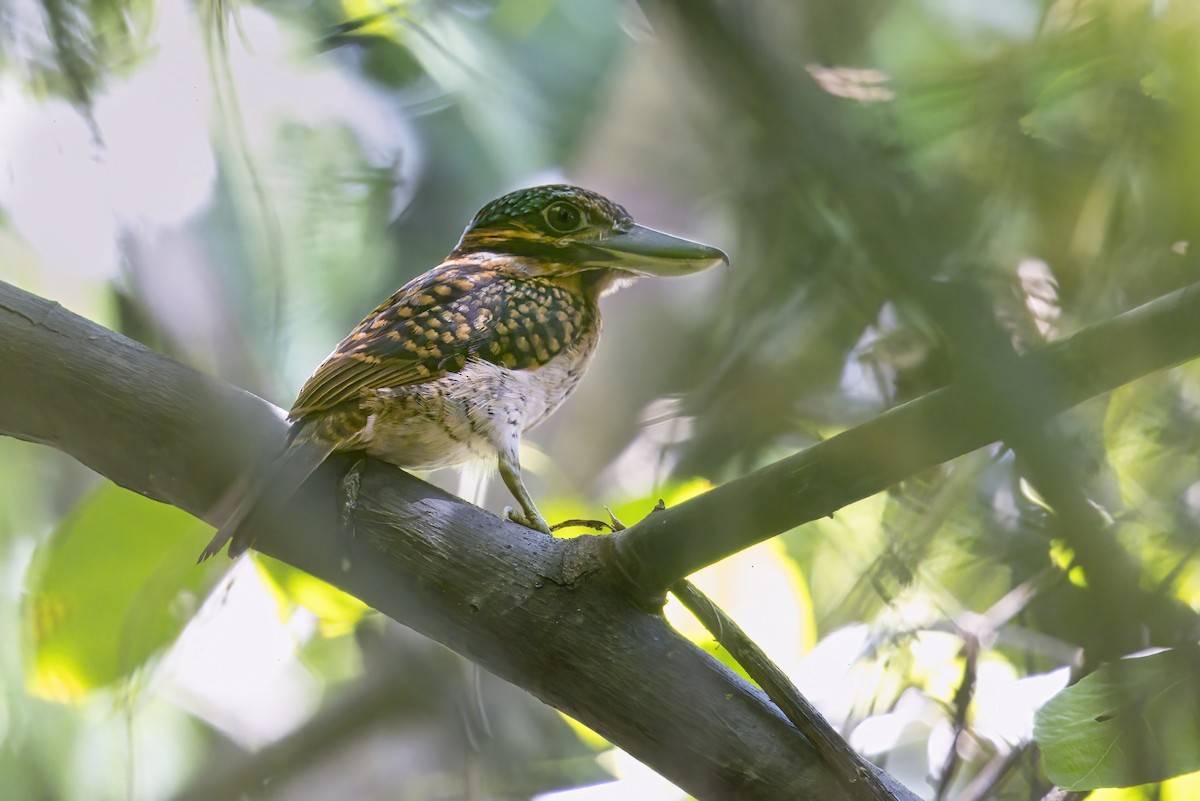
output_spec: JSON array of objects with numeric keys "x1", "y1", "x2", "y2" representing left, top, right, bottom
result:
[{"x1": 199, "y1": 429, "x2": 337, "y2": 562}]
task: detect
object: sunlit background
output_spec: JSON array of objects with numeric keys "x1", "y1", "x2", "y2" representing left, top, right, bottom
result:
[{"x1": 4, "y1": 0, "x2": 1200, "y2": 799}]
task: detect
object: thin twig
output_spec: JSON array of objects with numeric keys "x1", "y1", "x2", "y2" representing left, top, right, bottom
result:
[
  {"x1": 608, "y1": 503, "x2": 904, "y2": 800},
  {"x1": 955, "y1": 744, "x2": 1029, "y2": 801},
  {"x1": 934, "y1": 635, "x2": 979, "y2": 800},
  {"x1": 670, "y1": 578, "x2": 902, "y2": 801}
]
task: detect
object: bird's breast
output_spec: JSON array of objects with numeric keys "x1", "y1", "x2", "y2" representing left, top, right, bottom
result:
[{"x1": 359, "y1": 321, "x2": 600, "y2": 470}]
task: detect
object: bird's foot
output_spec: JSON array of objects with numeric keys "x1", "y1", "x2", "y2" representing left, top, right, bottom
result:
[
  {"x1": 339, "y1": 458, "x2": 366, "y2": 539},
  {"x1": 538, "y1": 500, "x2": 670, "y2": 535},
  {"x1": 503, "y1": 505, "x2": 552, "y2": 535},
  {"x1": 549, "y1": 518, "x2": 614, "y2": 533},
  {"x1": 571, "y1": 499, "x2": 664, "y2": 534}
]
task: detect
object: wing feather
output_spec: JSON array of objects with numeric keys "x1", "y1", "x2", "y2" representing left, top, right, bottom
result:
[
  {"x1": 289, "y1": 261, "x2": 595, "y2": 419},
  {"x1": 290, "y1": 266, "x2": 483, "y2": 416}
]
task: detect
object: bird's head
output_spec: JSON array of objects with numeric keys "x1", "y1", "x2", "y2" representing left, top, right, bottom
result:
[{"x1": 451, "y1": 185, "x2": 727, "y2": 282}]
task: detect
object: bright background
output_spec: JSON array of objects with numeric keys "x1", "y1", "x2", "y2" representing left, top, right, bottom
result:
[{"x1": 2, "y1": 1, "x2": 1200, "y2": 799}]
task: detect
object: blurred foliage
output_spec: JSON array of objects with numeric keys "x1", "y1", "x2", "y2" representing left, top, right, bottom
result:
[
  {"x1": 254, "y1": 554, "x2": 369, "y2": 637},
  {"x1": 1035, "y1": 649, "x2": 1200, "y2": 790},
  {"x1": 24, "y1": 482, "x2": 219, "y2": 700},
  {"x1": 3, "y1": 0, "x2": 1200, "y2": 798}
]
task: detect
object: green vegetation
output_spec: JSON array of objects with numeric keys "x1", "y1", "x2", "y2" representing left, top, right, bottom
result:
[{"x1": 3, "y1": 0, "x2": 1200, "y2": 798}]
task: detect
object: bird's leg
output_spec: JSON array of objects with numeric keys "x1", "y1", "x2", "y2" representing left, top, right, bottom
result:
[{"x1": 497, "y1": 455, "x2": 551, "y2": 535}]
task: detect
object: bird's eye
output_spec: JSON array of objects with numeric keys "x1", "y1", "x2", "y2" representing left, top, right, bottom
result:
[{"x1": 544, "y1": 201, "x2": 584, "y2": 233}]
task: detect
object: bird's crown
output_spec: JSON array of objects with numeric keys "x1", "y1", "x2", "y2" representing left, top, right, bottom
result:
[{"x1": 463, "y1": 184, "x2": 633, "y2": 240}]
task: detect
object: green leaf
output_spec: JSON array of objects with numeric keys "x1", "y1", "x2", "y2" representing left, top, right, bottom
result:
[
  {"x1": 24, "y1": 482, "x2": 218, "y2": 701},
  {"x1": 1035, "y1": 650, "x2": 1200, "y2": 790},
  {"x1": 253, "y1": 554, "x2": 369, "y2": 637}
]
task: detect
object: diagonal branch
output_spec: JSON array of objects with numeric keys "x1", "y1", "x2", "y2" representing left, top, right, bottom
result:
[
  {"x1": 0, "y1": 279, "x2": 920, "y2": 799},
  {"x1": 611, "y1": 279, "x2": 1200, "y2": 593},
  {"x1": 671, "y1": 578, "x2": 895, "y2": 801}
]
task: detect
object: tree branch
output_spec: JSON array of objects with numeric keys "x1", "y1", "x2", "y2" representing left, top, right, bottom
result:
[
  {"x1": 0, "y1": 279, "x2": 920, "y2": 799},
  {"x1": 671, "y1": 579, "x2": 894, "y2": 801},
  {"x1": 612, "y1": 279, "x2": 1200, "y2": 592}
]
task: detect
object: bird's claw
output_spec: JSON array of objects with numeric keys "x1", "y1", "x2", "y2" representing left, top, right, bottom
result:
[
  {"x1": 549, "y1": 518, "x2": 614, "y2": 533},
  {"x1": 504, "y1": 505, "x2": 552, "y2": 535}
]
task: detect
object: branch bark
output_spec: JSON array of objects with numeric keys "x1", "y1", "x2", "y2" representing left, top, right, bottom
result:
[
  {"x1": 0, "y1": 279, "x2": 920, "y2": 799},
  {"x1": 612, "y1": 279, "x2": 1200, "y2": 593}
]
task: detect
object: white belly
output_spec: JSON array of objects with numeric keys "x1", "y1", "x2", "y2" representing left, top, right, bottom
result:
[{"x1": 358, "y1": 347, "x2": 593, "y2": 470}]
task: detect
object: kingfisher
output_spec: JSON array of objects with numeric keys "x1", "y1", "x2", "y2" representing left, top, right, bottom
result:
[{"x1": 200, "y1": 184, "x2": 727, "y2": 560}]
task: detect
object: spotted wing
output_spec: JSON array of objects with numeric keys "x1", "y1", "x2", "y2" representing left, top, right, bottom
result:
[{"x1": 289, "y1": 263, "x2": 594, "y2": 419}]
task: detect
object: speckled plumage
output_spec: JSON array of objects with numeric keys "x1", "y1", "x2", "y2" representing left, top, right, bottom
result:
[
  {"x1": 465, "y1": 184, "x2": 632, "y2": 232},
  {"x1": 201, "y1": 184, "x2": 726, "y2": 560},
  {"x1": 293, "y1": 254, "x2": 602, "y2": 470}
]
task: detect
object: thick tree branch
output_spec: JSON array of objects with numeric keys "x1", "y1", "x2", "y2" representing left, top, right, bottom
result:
[
  {"x1": 612, "y1": 280, "x2": 1200, "y2": 592},
  {"x1": 0, "y1": 280, "x2": 921, "y2": 799}
]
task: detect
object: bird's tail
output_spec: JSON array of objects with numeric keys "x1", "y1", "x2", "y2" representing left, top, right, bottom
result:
[{"x1": 199, "y1": 425, "x2": 337, "y2": 562}]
